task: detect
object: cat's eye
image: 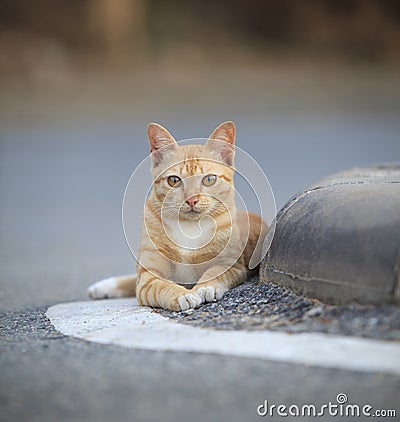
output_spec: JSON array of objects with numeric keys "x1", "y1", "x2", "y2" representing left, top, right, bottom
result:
[
  {"x1": 167, "y1": 175, "x2": 182, "y2": 187},
  {"x1": 202, "y1": 174, "x2": 217, "y2": 186}
]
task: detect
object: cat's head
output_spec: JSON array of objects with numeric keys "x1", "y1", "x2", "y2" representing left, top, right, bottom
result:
[{"x1": 147, "y1": 121, "x2": 236, "y2": 221}]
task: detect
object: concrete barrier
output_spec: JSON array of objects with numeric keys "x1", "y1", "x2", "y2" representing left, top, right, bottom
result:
[{"x1": 260, "y1": 164, "x2": 400, "y2": 304}]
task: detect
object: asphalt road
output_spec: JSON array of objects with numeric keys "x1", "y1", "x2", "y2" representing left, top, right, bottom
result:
[
  {"x1": 2, "y1": 308, "x2": 399, "y2": 422},
  {"x1": 1, "y1": 64, "x2": 400, "y2": 421},
  {"x1": 1, "y1": 112, "x2": 400, "y2": 311}
]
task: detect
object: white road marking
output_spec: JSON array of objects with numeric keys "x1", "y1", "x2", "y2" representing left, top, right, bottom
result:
[{"x1": 46, "y1": 299, "x2": 400, "y2": 375}]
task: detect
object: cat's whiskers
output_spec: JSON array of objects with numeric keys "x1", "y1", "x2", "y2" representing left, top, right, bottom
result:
[{"x1": 209, "y1": 201, "x2": 229, "y2": 216}]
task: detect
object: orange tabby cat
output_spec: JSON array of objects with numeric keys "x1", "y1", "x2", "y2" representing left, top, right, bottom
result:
[{"x1": 88, "y1": 121, "x2": 267, "y2": 311}]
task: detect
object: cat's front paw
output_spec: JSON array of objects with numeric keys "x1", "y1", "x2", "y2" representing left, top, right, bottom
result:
[
  {"x1": 196, "y1": 286, "x2": 226, "y2": 303},
  {"x1": 176, "y1": 293, "x2": 203, "y2": 311}
]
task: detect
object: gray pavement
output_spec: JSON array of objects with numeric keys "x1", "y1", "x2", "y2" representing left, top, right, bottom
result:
[
  {"x1": 1, "y1": 111, "x2": 400, "y2": 312},
  {"x1": 2, "y1": 308, "x2": 399, "y2": 422}
]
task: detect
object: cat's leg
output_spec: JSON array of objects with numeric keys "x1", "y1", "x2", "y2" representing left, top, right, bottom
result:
[
  {"x1": 136, "y1": 264, "x2": 204, "y2": 311},
  {"x1": 193, "y1": 264, "x2": 248, "y2": 303},
  {"x1": 88, "y1": 274, "x2": 137, "y2": 299},
  {"x1": 136, "y1": 245, "x2": 206, "y2": 311}
]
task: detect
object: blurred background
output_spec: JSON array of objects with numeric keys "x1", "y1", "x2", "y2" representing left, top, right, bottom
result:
[{"x1": 1, "y1": 0, "x2": 400, "y2": 310}]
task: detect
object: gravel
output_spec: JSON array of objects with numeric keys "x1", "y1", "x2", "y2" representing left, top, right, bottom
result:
[{"x1": 159, "y1": 276, "x2": 400, "y2": 341}]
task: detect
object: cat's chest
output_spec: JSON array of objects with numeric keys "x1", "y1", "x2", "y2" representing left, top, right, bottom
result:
[{"x1": 164, "y1": 217, "x2": 216, "y2": 252}]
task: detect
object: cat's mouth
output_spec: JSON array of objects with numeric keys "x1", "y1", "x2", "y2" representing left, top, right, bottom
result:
[
  {"x1": 180, "y1": 207, "x2": 205, "y2": 219},
  {"x1": 185, "y1": 208, "x2": 202, "y2": 214},
  {"x1": 178, "y1": 202, "x2": 211, "y2": 218}
]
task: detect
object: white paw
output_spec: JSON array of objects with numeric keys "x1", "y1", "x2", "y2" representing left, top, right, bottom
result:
[
  {"x1": 87, "y1": 277, "x2": 121, "y2": 299},
  {"x1": 196, "y1": 286, "x2": 225, "y2": 302},
  {"x1": 215, "y1": 288, "x2": 225, "y2": 300},
  {"x1": 177, "y1": 293, "x2": 203, "y2": 311}
]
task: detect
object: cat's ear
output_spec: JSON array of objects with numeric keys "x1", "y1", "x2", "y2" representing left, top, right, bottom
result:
[
  {"x1": 147, "y1": 123, "x2": 178, "y2": 166},
  {"x1": 206, "y1": 121, "x2": 236, "y2": 166}
]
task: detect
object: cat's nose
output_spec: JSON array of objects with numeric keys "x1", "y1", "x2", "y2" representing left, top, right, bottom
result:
[{"x1": 185, "y1": 196, "x2": 199, "y2": 208}]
